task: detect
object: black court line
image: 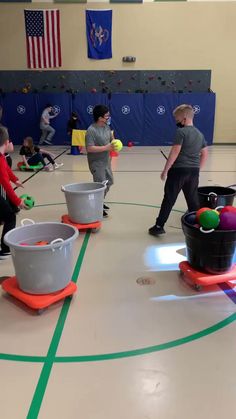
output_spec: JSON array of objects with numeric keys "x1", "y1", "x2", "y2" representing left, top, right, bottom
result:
[
  {"x1": 13, "y1": 148, "x2": 69, "y2": 191},
  {"x1": 160, "y1": 149, "x2": 168, "y2": 160}
]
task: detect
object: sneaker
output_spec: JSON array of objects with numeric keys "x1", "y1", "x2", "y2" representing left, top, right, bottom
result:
[
  {"x1": 44, "y1": 165, "x2": 53, "y2": 172},
  {"x1": 148, "y1": 225, "x2": 166, "y2": 236},
  {"x1": 0, "y1": 250, "x2": 11, "y2": 260},
  {"x1": 54, "y1": 162, "x2": 64, "y2": 169},
  {"x1": 103, "y1": 204, "x2": 110, "y2": 210},
  {"x1": 43, "y1": 139, "x2": 52, "y2": 145},
  {"x1": 103, "y1": 210, "x2": 109, "y2": 218}
]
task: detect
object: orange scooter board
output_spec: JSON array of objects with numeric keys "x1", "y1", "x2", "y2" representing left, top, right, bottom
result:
[
  {"x1": 61, "y1": 214, "x2": 101, "y2": 232},
  {"x1": 179, "y1": 261, "x2": 236, "y2": 290},
  {"x1": 2, "y1": 277, "x2": 77, "y2": 314}
]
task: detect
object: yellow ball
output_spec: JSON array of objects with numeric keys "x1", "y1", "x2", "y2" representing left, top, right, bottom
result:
[{"x1": 111, "y1": 139, "x2": 123, "y2": 152}]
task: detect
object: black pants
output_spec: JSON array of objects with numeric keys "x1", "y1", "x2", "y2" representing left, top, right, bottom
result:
[
  {"x1": 156, "y1": 167, "x2": 200, "y2": 227},
  {"x1": 28, "y1": 152, "x2": 55, "y2": 167},
  {"x1": 0, "y1": 196, "x2": 17, "y2": 253},
  {"x1": 5, "y1": 154, "x2": 12, "y2": 168}
]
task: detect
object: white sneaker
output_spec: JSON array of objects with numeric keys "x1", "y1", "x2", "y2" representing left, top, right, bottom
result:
[
  {"x1": 0, "y1": 250, "x2": 11, "y2": 260},
  {"x1": 44, "y1": 165, "x2": 53, "y2": 172},
  {"x1": 54, "y1": 162, "x2": 64, "y2": 170}
]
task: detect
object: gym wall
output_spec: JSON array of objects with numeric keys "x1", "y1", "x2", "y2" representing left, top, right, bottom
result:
[{"x1": 0, "y1": 2, "x2": 235, "y2": 143}]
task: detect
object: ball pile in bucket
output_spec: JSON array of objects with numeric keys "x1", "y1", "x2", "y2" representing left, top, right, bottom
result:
[{"x1": 189, "y1": 206, "x2": 236, "y2": 231}]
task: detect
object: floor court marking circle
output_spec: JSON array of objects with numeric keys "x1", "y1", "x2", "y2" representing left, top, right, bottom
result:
[{"x1": 1, "y1": 201, "x2": 235, "y2": 363}]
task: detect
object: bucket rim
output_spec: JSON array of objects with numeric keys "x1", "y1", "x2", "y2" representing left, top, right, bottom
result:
[
  {"x1": 198, "y1": 186, "x2": 236, "y2": 197},
  {"x1": 4, "y1": 222, "x2": 78, "y2": 249},
  {"x1": 61, "y1": 182, "x2": 106, "y2": 194}
]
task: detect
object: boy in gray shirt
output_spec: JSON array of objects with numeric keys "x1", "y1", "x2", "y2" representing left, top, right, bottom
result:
[
  {"x1": 149, "y1": 104, "x2": 208, "y2": 236},
  {"x1": 39, "y1": 104, "x2": 58, "y2": 145},
  {"x1": 85, "y1": 105, "x2": 114, "y2": 217}
]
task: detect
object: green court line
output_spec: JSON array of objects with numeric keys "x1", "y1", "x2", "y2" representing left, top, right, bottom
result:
[
  {"x1": 0, "y1": 354, "x2": 46, "y2": 362},
  {"x1": 26, "y1": 231, "x2": 91, "y2": 419},
  {"x1": 54, "y1": 312, "x2": 236, "y2": 361},
  {"x1": 2, "y1": 312, "x2": 236, "y2": 364},
  {"x1": 34, "y1": 201, "x2": 184, "y2": 213}
]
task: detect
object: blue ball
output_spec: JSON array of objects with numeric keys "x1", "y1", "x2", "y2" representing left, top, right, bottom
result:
[{"x1": 186, "y1": 214, "x2": 196, "y2": 225}]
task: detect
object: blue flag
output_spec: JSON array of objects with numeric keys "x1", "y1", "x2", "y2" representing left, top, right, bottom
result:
[{"x1": 86, "y1": 10, "x2": 112, "y2": 60}]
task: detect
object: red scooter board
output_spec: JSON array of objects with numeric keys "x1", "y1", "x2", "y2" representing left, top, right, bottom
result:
[
  {"x1": 61, "y1": 214, "x2": 101, "y2": 232},
  {"x1": 2, "y1": 277, "x2": 77, "y2": 314},
  {"x1": 179, "y1": 261, "x2": 236, "y2": 290}
]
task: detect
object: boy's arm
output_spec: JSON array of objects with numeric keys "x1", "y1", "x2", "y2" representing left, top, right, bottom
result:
[
  {"x1": 161, "y1": 145, "x2": 182, "y2": 180},
  {"x1": 6, "y1": 164, "x2": 24, "y2": 189},
  {"x1": 86, "y1": 129, "x2": 113, "y2": 153},
  {"x1": 87, "y1": 144, "x2": 112, "y2": 153},
  {"x1": 200, "y1": 147, "x2": 208, "y2": 169},
  {"x1": 0, "y1": 167, "x2": 21, "y2": 207},
  {"x1": 6, "y1": 163, "x2": 19, "y2": 183}
]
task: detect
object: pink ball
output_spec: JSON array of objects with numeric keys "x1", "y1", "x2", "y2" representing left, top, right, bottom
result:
[
  {"x1": 219, "y1": 212, "x2": 236, "y2": 230},
  {"x1": 220, "y1": 206, "x2": 236, "y2": 215}
]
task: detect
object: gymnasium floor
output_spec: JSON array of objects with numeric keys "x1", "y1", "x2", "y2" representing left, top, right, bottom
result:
[{"x1": 1, "y1": 145, "x2": 236, "y2": 419}]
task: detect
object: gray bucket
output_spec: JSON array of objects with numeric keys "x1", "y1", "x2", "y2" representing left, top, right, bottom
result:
[
  {"x1": 61, "y1": 182, "x2": 106, "y2": 224},
  {"x1": 4, "y1": 220, "x2": 78, "y2": 294}
]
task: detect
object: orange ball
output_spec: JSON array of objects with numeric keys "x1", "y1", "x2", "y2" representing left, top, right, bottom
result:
[{"x1": 35, "y1": 241, "x2": 49, "y2": 246}]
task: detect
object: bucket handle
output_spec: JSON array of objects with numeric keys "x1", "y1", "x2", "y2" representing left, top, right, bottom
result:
[
  {"x1": 227, "y1": 184, "x2": 236, "y2": 191},
  {"x1": 215, "y1": 206, "x2": 224, "y2": 212},
  {"x1": 207, "y1": 192, "x2": 218, "y2": 207},
  {"x1": 21, "y1": 218, "x2": 35, "y2": 226},
  {"x1": 200, "y1": 227, "x2": 215, "y2": 234},
  {"x1": 50, "y1": 238, "x2": 64, "y2": 251}
]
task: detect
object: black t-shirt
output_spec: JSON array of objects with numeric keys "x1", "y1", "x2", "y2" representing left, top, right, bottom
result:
[{"x1": 19, "y1": 145, "x2": 40, "y2": 158}]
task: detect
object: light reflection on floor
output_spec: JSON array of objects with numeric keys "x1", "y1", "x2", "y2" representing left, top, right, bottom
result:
[{"x1": 144, "y1": 242, "x2": 186, "y2": 271}]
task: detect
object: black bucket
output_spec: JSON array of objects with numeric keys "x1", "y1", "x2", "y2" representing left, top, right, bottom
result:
[
  {"x1": 198, "y1": 186, "x2": 236, "y2": 209},
  {"x1": 182, "y1": 212, "x2": 236, "y2": 274}
]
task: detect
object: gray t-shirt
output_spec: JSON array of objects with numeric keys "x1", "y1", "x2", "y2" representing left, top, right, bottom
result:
[
  {"x1": 41, "y1": 109, "x2": 53, "y2": 125},
  {"x1": 172, "y1": 126, "x2": 207, "y2": 168},
  {"x1": 85, "y1": 123, "x2": 112, "y2": 163}
]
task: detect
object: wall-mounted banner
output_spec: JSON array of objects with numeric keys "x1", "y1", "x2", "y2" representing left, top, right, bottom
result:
[
  {"x1": 24, "y1": 9, "x2": 61, "y2": 69},
  {"x1": 86, "y1": 9, "x2": 112, "y2": 59}
]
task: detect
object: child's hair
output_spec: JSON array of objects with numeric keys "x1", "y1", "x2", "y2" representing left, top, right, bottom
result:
[
  {"x1": 23, "y1": 136, "x2": 34, "y2": 153},
  {"x1": 0, "y1": 126, "x2": 9, "y2": 147},
  {"x1": 71, "y1": 112, "x2": 78, "y2": 119},
  {"x1": 93, "y1": 105, "x2": 109, "y2": 122},
  {"x1": 173, "y1": 104, "x2": 194, "y2": 119},
  {"x1": 46, "y1": 103, "x2": 52, "y2": 109}
]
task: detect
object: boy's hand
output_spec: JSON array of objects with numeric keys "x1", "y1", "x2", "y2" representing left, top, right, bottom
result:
[
  {"x1": 19, "y1": 200, "x2": 28, "y2": 209},
  {"x1": 15, "y1": 180, "x2": 24, "y2": 188},
  {"x1": 105, "y1": 143, "x2": 113, "y2": 151},
  {"x1": 160, "y1": 170, "x2": 168, "y2": 181}
]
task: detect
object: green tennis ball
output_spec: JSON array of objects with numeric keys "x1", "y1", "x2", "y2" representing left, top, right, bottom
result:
[
  {"x1": 199, "y1": 210, "x2": 220, "y2": 229},
  {"x1": 111, "y1": 139, "x2": 123, "y2": 152},
  {"x1": 20, "y1": 194, "x2": 35, "y2": 209}
]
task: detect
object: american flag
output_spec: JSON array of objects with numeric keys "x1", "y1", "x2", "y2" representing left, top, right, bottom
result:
[{"x1": 24, "y1": 9, "x2": 62, "y2": 69}]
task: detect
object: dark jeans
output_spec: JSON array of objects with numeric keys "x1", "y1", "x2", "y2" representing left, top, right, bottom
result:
[
  {"x1": 28, "y1": 152, "x2": 55, "y2": 167},
  {"x1": 156, "y1": 167, "x2": 200, "y2": 227},
  {"x1": 0, "y1": 196, "x2": 17, "y2": 253}
]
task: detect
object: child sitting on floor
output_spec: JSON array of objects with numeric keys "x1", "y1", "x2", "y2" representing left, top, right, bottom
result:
[{"x1": 19, "y1": 136, "x2": 63, "y2": 171}]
